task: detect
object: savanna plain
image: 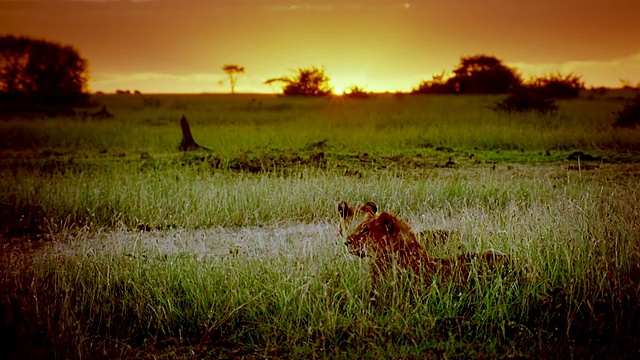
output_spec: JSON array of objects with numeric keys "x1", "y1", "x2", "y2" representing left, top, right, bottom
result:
[{"x1": 1, "y1": 91, "x2": 640, "y2": 359}]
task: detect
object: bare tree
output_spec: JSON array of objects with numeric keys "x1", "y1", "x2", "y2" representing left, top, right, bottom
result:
[{"x1": 221, "y1": 64, "x2": 245, "y2": 94}]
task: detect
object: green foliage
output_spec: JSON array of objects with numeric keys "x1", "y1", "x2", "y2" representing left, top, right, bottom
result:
[
  {"x1": 264, "y1": 66, "x2": 333, "y2": 96},
  {"x1": 0, "y1": 35, "x2": 89, "y2": 105}
]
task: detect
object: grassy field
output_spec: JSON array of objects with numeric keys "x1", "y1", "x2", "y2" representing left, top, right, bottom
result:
[{"x1": 1, "y1": 91, "x2": 640, "y2": 358}]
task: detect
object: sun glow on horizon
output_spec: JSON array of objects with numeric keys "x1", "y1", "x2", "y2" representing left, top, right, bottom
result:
[
  {"x1": 2, "y1": 0, "x2": 639, "y2": 95},
  {"x1": 91, "y1": 52, "x2": 640, "y2": 94}
]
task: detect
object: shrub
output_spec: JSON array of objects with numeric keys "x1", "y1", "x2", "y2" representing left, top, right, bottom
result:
[
  {"x1": 342, "y1": 86, "x2": 373, "y2": 99},
  {"x1": 412, "y1": 71, "x2": 455, "y2": 94},
  {"x1": 264, "y1": 66, "x2": 333, "y2": 96},
  {"x1": 528, "y1": 73, "x2": 584, "y2": 99},
  {"x1": 493, "y1": 89, "x2": 558, "y2": 115},
  {"x1": 613, "y1": 95, "x2": 640, "y2": 128}
]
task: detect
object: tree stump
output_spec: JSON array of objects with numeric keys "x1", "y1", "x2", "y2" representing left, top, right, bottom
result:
[
  {"x1": 91, "y1": 105, "x2": 113, "y2": 119},
  {"x1": 179, "y1": 115, "x2": 208, "y2": 151}
]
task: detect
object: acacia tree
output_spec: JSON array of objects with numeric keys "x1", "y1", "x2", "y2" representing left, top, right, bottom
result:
[
  {"x1": 264, "y1": 66, "x2": 333, "y2": 96},
  {"x1": 221, "y1": 64, "x2": 245, "y2": 94},
  {"x1": 0, "y1": 35, "x2": 89, "y2": 104}
]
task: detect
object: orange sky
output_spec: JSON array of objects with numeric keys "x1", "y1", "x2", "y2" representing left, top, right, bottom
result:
[{"x1": 1, "y1": 0, "x2": 639, "y2": 93}]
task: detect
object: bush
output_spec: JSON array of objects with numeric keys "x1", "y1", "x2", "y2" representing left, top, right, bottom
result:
[
  {"x1": 493, "y1": 90, "x2": 558, "y2": 115},
  {"x1": 528, "y1": 73, "x2": 584, "y2": 99},
  {"x1": 342, "y1": 86, "x2": 373, "y2": 99},
  {"x1": 412, "y1": 55, "x2": 522, "y2": 95},
  {"x1": 412, "y1": 71, "x2": 456, "y2": 94},
  {"x1": 613, "y1": 95, "x2": 640, "y2": 128},
  {"x1": 264, "y1": 66, "x2": 333, "y2": 96}
]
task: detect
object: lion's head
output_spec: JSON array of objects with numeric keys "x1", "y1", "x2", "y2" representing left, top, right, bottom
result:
[
  {"x1": 337, "y1": 200, "x2": 378, "y2": 239},
  {"x1": 344, "y1": 211, "x2": 422, "y2": 259}
]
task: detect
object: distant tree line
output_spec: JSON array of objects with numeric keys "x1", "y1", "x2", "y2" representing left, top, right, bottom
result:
[
  {"x1": 0, "y1": 35, "x2": 89, "y2": 105},
  {"x1": 262, "y1": 54, "x2": 585, "y2": 103},
  {"x1": 412, "y1": 54, "x2": 584, "y2": 98}
]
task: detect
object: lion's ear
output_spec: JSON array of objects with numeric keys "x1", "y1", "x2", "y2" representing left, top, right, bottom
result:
[
  {"x1": 362, "y1": 201, "x2": 378, "y2": 215},
  {"x1": 338, "y1": 200, "x2": 354, "y2": 220},
  {"x1": 376, "y1": 212, "x2": 396, "y2": 235}
]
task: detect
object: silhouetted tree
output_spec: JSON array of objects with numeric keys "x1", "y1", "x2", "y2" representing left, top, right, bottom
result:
[
  {"x1": 412, "y1": 55, "x2": 522, "y2": 95},
  {"x1": 221, "y1": 64, "x2": 245, "y2": 94},
  {"x1": 451, "y1": 54, "x2": 522, "y2": 94},
  {"x1": 412, "y1": 71, "x2": 455, "y2": 94},
  {"x1": 0, "y1": 35, "x2": 89, "y2": 105},
  {"x1": 264, "y1": 66, "x2": 333, "y2": 96}
]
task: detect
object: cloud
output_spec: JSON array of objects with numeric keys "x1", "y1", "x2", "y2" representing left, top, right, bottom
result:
[
  {"x1": 264, "y1": 3, "x2": 337, "y2": 12},
  {"x1": 264, "y1": 2, "x2": 411, "y2": 12},
  {"x1": 92, "y1": 72, "x2": 220, "y2": 93},
  {"x1": 511, "y1": 52, "x2": 640, "y2": 87}
]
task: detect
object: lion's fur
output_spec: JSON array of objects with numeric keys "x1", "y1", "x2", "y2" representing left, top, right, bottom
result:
[{"x1": 344, "y1": 210, "x2": 511, "y2": 284}]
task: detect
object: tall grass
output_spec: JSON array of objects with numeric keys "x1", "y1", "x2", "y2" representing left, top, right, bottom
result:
[
  {"x1": 2, "y1": 93, "x2": 640, "y2": 358},
  {"x1": 3, "y1": 163, "x2": 639, "y2": 358}
]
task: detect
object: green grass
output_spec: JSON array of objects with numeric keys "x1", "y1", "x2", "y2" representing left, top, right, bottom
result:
[{"x1": 1, "y1": 92, "x2": 640, "y2": 358}]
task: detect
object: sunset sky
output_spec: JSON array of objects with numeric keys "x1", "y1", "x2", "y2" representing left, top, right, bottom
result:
[{"x1": 1, "y1": 0, "x2": 639, "y2": 94}]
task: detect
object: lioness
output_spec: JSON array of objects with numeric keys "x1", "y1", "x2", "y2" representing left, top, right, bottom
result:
[
  {"x1": 338, "y1": 200, "x2": 453, "y2": 246},
  {"x1": 344, "y1": 210, "x2": 511, "y2": 285}
]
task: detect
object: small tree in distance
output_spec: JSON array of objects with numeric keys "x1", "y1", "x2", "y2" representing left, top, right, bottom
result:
[
  {"x1": 264, "y1": 66, "x2": 333, "y2": 96},
  {"x1": 221, "y1": 64, "x2": 245, "y2": 94}
]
